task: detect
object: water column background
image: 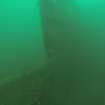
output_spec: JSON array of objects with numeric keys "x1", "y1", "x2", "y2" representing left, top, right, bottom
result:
[{"x1": 0, "y1": 0, "x2": 47, "y2": 80}]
